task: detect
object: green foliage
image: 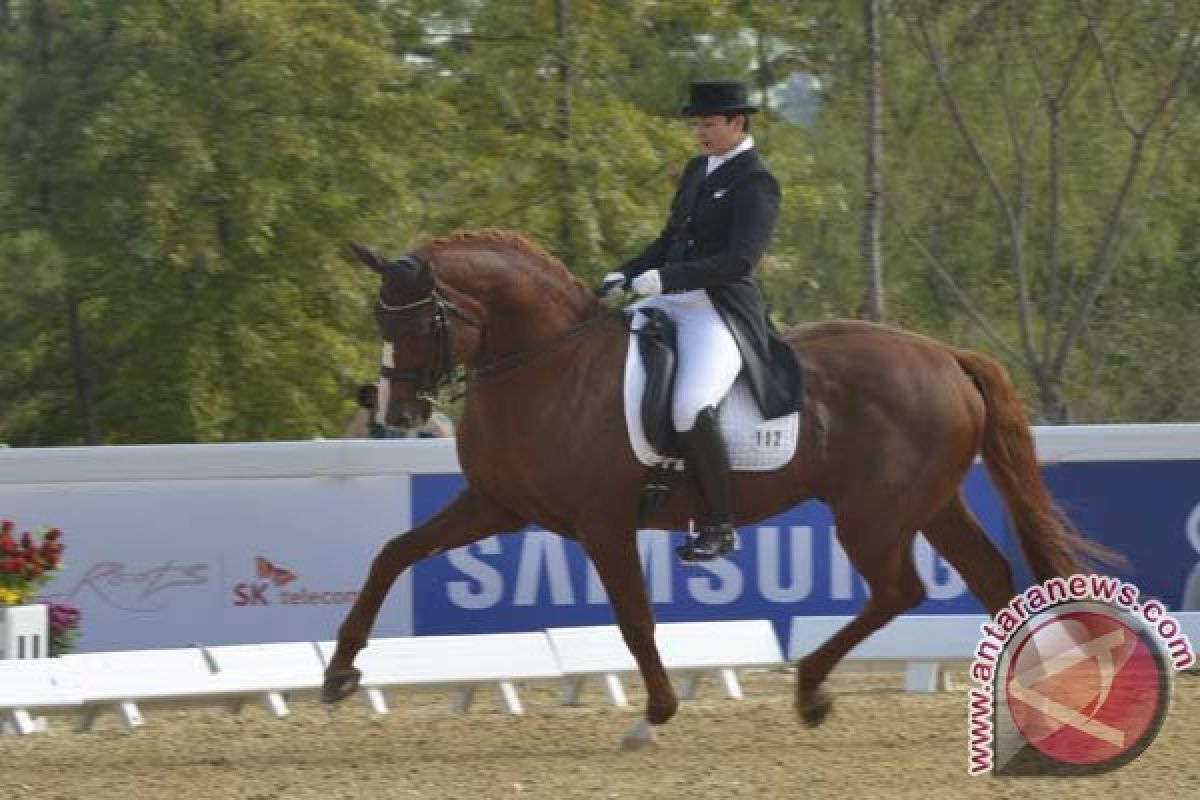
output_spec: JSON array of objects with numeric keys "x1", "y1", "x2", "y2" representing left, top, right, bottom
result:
[
  {"x1": 781, "y1": 0, "x2": 1199, "y2": 421},
  {"x1": 0, "y1": 0, "x2": 1196, "y2": 444},
  {"x1": 2, "y1": 0, "x2": 412, "y2": 443}
]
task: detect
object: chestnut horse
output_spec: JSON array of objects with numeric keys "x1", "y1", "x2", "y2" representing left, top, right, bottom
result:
[{"x1": 323, "y1": 230, "x2": 1110, "y2": 748}]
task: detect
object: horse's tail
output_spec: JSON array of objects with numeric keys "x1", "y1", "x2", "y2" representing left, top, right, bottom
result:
[{"x1": 953, "y1": 349, "x2": 1122, "y2": 581}]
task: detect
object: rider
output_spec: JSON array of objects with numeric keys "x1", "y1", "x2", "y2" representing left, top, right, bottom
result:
[{"x1": 597, "y1": 79, "x2": 787, "y2": 563}]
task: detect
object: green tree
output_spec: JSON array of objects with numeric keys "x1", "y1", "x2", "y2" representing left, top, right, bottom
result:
[
  {"x1": 0, "y1": 0, "x2": 423, "y2": 443},
  {"x1": 4, "y1": 0, "x2": 1195, "y2": 446},
  {"x1": 894, "y1": 0, "x2": 1198, "y2": 421}
]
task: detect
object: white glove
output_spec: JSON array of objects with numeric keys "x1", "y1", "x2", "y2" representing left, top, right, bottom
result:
[
  {"x1": 596, "y1": 272, "x2": 627, "y2": 298},
  {"x1": 631, "y1": 269, "x2": 663, "y2": 297}
]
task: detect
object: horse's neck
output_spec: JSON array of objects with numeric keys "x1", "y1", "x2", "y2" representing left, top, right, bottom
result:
[
  {"x1": 460, "y1": 311, "x2": 626, "y2": 449},
  {"x1": 441, "y1": 248, "x2": 597, "y2": 362},
  {"x1": 484, "y1": 300, "x2": 592, "y2": 358}
]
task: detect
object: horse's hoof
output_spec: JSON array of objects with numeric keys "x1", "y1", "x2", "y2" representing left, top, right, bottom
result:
[
  {"x1": 798, "y1": 692, "x2": 833, "y2": 728},
  {"x1": 619, "y1": 716, "x2": 659, "y2": 752},
  {"x1": 321, "y1": 667, "x2": 362, "y2": 706}
]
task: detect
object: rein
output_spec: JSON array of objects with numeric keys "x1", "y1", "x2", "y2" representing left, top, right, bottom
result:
[
  {"x1": 376, "y1": 253, "x2": 623, "y2": 402},
  {"x1": 459, "y1": 308, "x2": 623, "y2": 400}
]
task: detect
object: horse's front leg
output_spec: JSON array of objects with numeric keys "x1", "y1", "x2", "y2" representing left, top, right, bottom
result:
[
  {"x1": 321, "y1": 487, "x2": 525, "y2": 705},
  {"x1": 582, "y1": 530, "x2": 678, "y2": 750}
]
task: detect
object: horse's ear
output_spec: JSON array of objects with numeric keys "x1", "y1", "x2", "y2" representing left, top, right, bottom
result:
[{"x1": 349, "y1": 241, "x2": 389, "y2": 275}]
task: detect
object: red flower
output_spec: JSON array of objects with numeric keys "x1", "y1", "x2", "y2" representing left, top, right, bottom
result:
[{"x1": 0, "y1": 522, "x2": 65, "y2": 584}]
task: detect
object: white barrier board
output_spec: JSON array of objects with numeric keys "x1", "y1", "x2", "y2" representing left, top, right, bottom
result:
[{"x1": 1, "y1": 465, "x2": 417, "y2": 651}]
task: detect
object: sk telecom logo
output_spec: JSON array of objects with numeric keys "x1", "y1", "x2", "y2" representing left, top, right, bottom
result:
[
  {"x1": 968, "y1": 575, "x2": 1194, "y2": 776},
  {"x1": 232, "y1": 556, "x2": 298, "y2": 606},
  {"x1": 256, "y1": 556, "x2": 298, "y2": 587},
  {"x1": 232, "y1": 556, "x2": 359, "y2": 607}
]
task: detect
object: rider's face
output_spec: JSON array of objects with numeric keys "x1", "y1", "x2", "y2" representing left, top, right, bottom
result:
[{"x1": 691, "y1": 115, "x2": 745, "y2": 157}]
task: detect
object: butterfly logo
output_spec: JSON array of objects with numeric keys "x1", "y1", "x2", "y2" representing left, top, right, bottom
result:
[{"x1": 255, "y1": 556, "x2": 298, "y2": 587}]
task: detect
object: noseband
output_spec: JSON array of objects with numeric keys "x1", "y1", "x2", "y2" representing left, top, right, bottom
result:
[{"x1": 376, "y1": 254, "x2": 479, "y2": 397}]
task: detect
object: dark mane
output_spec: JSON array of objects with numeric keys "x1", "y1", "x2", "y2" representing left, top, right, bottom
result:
[{"x1": 417, "y1": 229, "x2": 589, "y2": 294}]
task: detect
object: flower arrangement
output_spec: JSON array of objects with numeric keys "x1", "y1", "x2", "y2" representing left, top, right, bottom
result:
[
  {"x1": 0, "y1": 519, "x2": 63, "y2": 605},
  {"x1": 43, "y1": 599, "x2": 82, "y2": 657},
  {"x1": 0, "y1": 519, "x2": 82, "y2": 655}
]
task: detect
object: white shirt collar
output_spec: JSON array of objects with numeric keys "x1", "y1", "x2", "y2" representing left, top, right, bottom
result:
[{"x1": 706, "y1": 135, "x2": 755, "y2": 177}]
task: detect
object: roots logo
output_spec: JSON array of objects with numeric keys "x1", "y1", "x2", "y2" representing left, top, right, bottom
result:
[
  {"x1": 62, "y1": 560, "x2": 211, "y2": 612},
  {"x1": 968, "y1": 576, "x2": 1194, "y2": 776},
  {"x1": 232, "y1": 556, "x2": 359, "y2": 608}
]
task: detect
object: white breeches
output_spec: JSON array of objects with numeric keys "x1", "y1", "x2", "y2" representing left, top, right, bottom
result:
[{"x1": 633, "y1": 290, "x2": 742, "y2": 431}]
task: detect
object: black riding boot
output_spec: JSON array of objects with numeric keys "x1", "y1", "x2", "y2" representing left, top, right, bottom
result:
[{"x1": 676, "y1": 406, "x2": 737, "y2": 563}]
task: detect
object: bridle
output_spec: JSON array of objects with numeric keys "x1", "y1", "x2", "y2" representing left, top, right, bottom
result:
[
  {"x1": 375, "y1": 253, "x2": 621, "y2": 402},
  {"x1": 376, "y1": 254, "x2": 480, "y2": 398}
]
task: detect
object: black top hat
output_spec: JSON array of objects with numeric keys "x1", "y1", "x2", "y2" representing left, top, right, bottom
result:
[{"x1": 679, "y1": 80, "x2": 760, "y2": 117}]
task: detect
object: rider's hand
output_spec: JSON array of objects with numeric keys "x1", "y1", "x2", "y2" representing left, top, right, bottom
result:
[
  {"x1": 631, "y1": 269, "x2": 663, "y2": 297},
  {"x1": 594, "y1": 272, "x2": 628, "y2": 298}
]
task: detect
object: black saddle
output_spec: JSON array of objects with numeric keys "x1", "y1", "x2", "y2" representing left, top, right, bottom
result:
[
  {"x1": 630, "y1": 307, "x2": 681, "y2": 458},
  {"x1": 626, "y1": 306, "x2": 804, "y2": 524}
]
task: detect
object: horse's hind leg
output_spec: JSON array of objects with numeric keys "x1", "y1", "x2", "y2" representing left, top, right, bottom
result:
[
  {"x1": 322, "y1": 488, "x2": 526, "y2": 705},
  {"x1": 795, "y1": 525, "x2": 927, "y2": 727},
  {"x1": 580, "y1": 529, "x2": 678, "y2": 749},
  {"x1": 921, "y1": 493, "x2": 1016, "y2": 616}
]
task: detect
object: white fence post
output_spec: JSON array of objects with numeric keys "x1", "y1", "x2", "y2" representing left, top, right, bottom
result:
[
  {"x1": 0, "y1": 605, "x2": 51, "y2": 734},
  {"x1": 0, "y1": 604, "x2": 49, "y2": 661}
]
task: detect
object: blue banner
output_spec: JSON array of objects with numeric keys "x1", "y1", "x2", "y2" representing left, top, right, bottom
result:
[
  {"x1": 1039, "y1": 461, "x2": 1200, "y2": 611},
  {"x1": 409, "y1": 461, "x2": 1200, "y2": 642}
]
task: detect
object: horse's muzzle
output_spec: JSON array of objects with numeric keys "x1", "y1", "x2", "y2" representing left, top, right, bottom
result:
[{"x1": 386, "y1": 397, "x2": 430, "y2": 429}]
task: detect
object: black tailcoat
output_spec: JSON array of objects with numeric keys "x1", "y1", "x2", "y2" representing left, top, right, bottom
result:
[{"x1": 619, "y1": 149, "x2": 802, "y2": 418}]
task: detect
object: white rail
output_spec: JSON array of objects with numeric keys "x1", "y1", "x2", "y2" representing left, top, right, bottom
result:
[{"x1": 0, "y1": 423, "x2": 1197, "y2": 486}]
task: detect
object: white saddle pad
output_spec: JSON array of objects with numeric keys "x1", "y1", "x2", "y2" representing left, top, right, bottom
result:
[{"x1": 623, "y1": 310, "x2": 799, "y2": 472}]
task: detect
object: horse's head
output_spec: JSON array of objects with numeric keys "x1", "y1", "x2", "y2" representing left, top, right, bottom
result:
[{"x1": 350, "y1": 242, "x2": 483, "y2": 428}]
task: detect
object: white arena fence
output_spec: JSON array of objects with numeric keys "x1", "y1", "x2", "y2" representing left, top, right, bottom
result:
[
  {"x1": 3, "y1": 614, "x2": 1197, "y2": 735},
  {"x1": 1, "y1": 619, "x2": 781, "y2": 735}
]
